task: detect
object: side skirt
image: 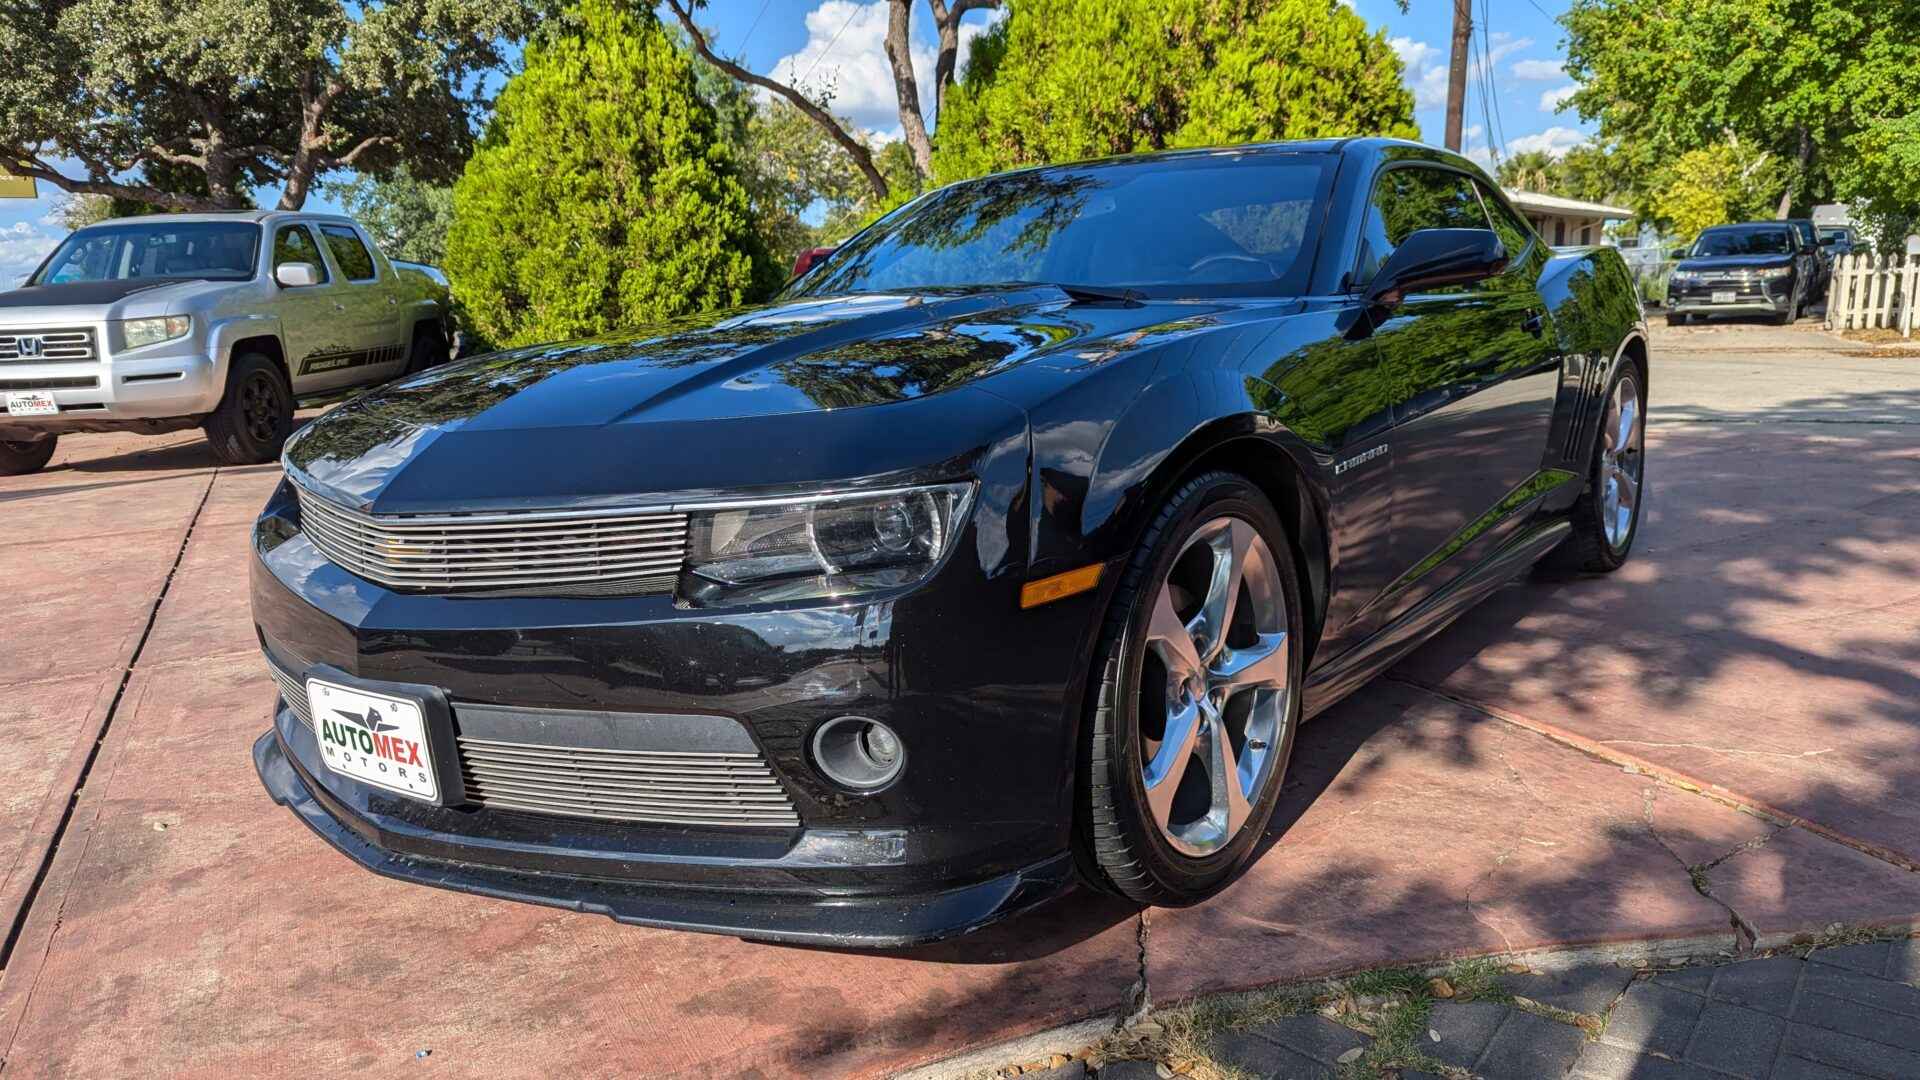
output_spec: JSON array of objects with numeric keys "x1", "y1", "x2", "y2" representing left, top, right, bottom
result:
[{"x1": 1301, "y1": 517, "x2": 1572, "y2": 720}]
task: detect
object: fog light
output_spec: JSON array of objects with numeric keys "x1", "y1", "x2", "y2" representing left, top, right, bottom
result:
[{"x1": 812, "y1": 716, "x2": 905, "y2": 791}]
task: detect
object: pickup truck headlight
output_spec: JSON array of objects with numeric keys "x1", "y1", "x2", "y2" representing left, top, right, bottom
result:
[
  {"x1": 120, "y1": 315, "x2": 192, "y2": 349},
  {"x1": 681, "y1": 483, "x2": 975, "y2": 605}
]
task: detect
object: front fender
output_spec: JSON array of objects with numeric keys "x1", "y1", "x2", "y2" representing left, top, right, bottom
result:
[{"x1": 203, "y1": 312, "x2": 284, "y2": 406}]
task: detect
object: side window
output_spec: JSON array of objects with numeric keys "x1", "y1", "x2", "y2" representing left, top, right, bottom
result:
[
  {"x1": 1355, "y1": 166, "x2": 1490, "y2": 285},
  {"x1": 274, "y1": 226, "x2": 331, "y2": 283},
  {"x1": 1474, "y1": 181, "x2": 1535, "y2": 259},
  {"x1": 320, "y1": 225, "x2": 377, "y2": 281}
]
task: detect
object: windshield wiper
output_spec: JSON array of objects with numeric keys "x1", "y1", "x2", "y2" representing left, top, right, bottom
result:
[{"x1": 1012, "y1": 281, "x2": 1147, "y2": 304}]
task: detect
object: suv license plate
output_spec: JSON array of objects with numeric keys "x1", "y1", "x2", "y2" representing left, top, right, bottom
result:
[
  {"x1": 308, "y1": 679, "x2": 440, "y2": 803},
  {"x1": 4, "y1": 391, "x2": 57, "y2": 416},
  {"x1": 1712, "y1": 290, "x2": 1736, "y2": 304}
]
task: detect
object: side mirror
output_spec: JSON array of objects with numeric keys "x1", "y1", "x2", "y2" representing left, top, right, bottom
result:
[
  {"x1": 1363, "y1": 228, "x2": 1507, "y2": 307},
  {"x1": 791, "y1": 246, "x2": 836, "y2": 278},
  {"x1": 275, "y1": 262, "x2": 320, "y2": 288},
  {"x1": 1668, "y1": 248, "x2": 1689, "y2": 261}
]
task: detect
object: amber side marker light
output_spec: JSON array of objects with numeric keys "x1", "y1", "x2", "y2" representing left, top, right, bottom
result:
[{"x1": 1020, "y1": 563, "x2": 1104, "y2": 609}]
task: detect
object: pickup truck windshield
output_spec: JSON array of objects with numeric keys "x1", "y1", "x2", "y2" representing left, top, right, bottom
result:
[
  {"x1": 1690, "y1": 228, "x2": 1793, "y2": 257},
  {"x1": 785, "y1": 154, "x2": 1333, "y2": 300},
  {"x1": 32, "y1": 222, "x2": 262, "y2": 285}
]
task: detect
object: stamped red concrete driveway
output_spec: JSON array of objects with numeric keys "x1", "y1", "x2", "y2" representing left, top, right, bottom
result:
[{"x1": 3, "y1": 329, "x2": 1919, "y2": 1077}]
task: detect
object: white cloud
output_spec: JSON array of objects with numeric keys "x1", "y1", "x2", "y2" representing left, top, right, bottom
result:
[
  {"x1": 1511, "y1": 58, "x2": 1566, "y2": 81},
  {"x1": 1393, "y1": 33, "x2": 1532, "y2": 112},
  {"x1": 0, "y1": 221, "x2": 58, "y2": 289},
  {"x1": 765, "y1": 1, "x2": 998, "y2": 138},
  {"x1": 1539, "y1": 85, "x2": 1577, "y2": 112},
  {"x1": 1507, "y1": 126, "x2": 1588, "y2": 159}
]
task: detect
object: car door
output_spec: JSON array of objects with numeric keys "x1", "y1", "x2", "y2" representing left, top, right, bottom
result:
[
  {"x1": 267, "y1": 223, "x2": 359, "y2": 394},
  {"x1": 1356, "y1": 166, "x2": 1562, "y2": 621},
  {"x1": 316, "y1": 223, "x2": 410, "y2": 383}
]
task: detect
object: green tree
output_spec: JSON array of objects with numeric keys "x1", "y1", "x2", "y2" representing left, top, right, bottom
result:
[
  {"x1": 0, "y1": 0, "x2": 541, "y2": 212},
  {"x1": 1649, "y1": 137, "x2": 1785, "y2": 241},
  {"x1": 331, "y1": 167, "x2": 456, "y2": 265},
  {"x1": 931, "y1": 0, "x2": 1417, "y2": 182},
  {"x1": 1495, "y1": 150, "x2": 1558, "y2": 194},
  {"x1": 1832, "y1": 110, "x2": 1920, "y2": 251},
  {"x1": 445, "y1": 0, "x2": 776, "y2": 348},
  {"x1": 1563, "y1": 0, "x2": 1920, "y2": 218}
]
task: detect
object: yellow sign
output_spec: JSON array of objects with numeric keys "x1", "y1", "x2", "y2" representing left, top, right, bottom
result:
[{"x1": 0, "y1": 171, "x2": 36, "y2": 199}]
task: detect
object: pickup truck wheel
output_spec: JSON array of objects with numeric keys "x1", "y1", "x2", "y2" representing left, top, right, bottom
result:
[
  {"x1": 404, "y1": 327, "x2": 449, "y2": 375},
  {"x1": 204, "y1": 353, "x2": 293, "y2": 466},
  {"x1": 0, "y1": 436, "x2": 57, "y2": 476}
]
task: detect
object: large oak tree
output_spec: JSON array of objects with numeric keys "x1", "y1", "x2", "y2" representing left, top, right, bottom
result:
[{"x1": 0, "y1": 0, "x2": 542, "y2": 211}]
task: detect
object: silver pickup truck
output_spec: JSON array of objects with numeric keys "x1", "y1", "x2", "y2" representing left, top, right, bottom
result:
[{"x1": 0, "y1": 211, "x2": 450, "y2": 474}]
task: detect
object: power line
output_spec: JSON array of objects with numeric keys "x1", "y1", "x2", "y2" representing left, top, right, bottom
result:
[
  {"x1": 799, "y1": 2, "x2": 864, "y2": 87},
  {"x1": 738, "y1": 0, "x2": 775, "y2": 57},
  {"x1": 1479, "y1": 0, "x2": 1509, "y2": 157}
]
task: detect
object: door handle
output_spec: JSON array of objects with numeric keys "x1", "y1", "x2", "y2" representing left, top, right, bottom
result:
[{"x1": 1521, "y1": 310, "x2": 1545, "y2": 336}]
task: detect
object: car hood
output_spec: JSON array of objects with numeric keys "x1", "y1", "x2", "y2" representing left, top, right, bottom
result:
[
  {"x1": 285, "y1": 287, "x2": 1235, "y2": 514},
  {"x1": 0, "y1": 278, "x2": 228, "y2": 322},
  {"x1": 1675, "y1": 255, "x2": 1795, "y2": 272}
]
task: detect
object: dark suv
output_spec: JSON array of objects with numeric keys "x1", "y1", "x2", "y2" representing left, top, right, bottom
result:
[{"x1": 1666, "y1": 222, "x2": 1814, "y2": 326}]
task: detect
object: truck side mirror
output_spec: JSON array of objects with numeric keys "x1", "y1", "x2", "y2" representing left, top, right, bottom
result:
[
  {"x1": 1667, "y1": 249, "x2": 1688, "y2": 261},
  {"x1": 275, "y1": 262, "x2": 320, "y2": 288}
]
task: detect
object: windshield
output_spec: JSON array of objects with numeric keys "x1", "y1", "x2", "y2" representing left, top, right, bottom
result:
[
  {"x1": 32, "y1": 222, "x2": 262, "y2": 285},
  {"x1": 785, "y1": 154, "x2": 1333, "y2": 300},
  {"x1": 1690, "y1": 228, "x2": 1793, "y2": 257}
]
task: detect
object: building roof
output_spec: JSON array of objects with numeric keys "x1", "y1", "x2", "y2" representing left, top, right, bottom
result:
[{"x1": 1503, "y1": 188, "x2": 1631, "y2": 219}]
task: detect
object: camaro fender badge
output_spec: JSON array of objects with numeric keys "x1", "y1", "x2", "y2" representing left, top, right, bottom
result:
[{"x1": 1333, "y1": 443, "x2": 1390, "y2": 475}]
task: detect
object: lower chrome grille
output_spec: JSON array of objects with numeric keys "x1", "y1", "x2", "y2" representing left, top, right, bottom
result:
[
  {"x1": 292, "y1": 480, "x2": 689, "y2": 595},
  {"x1": 0, "y1": 327, "x2": 97, "y2": 362},
  {"x1": 263, "y1": 652, "x2": 798, "y2": 828},
  {"x1": 268, "y1": 662, "x2": 314, "y2": 729},
  {"x1": 457, "y1": 738, "x2": 801, "y2": 827}
]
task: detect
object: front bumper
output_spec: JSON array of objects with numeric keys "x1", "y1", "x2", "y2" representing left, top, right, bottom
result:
[
  {"x1": 1666, "y1": 279, "x2": 1792, "y2": 316},
  {"x1": 0, "y1": 344, "x2": 222, "y2": 438},
  {"x1": 254, "y1": 723, "x2": 1077, "y2": 946}
]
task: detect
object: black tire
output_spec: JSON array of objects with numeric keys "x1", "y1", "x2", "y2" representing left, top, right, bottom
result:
[
  {"x1": 203, "y1": 352, "x2": 294, "y2": 466},
  {"x1": 1666, "y1": 312, "x2": 1689, "y2": 327},
  {"x1": 1548, "y1": 360, "x2": 1647, "y2": 573},
  {"x1": 1772, "y1": 293, "x2": 1797, "y2": 325},
  {"x1": 0, "y1": 436, "x2": 57, "y2": 476},
  {"x1": 1079, "y1": 471, "x2": 1305, "y2": 906},
  {"x1": 403, "y1": 325, "x2": 450, "y2": 375}
]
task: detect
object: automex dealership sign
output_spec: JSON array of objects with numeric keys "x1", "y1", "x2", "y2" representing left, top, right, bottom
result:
[{"x1": 0, "y1": 171, "x2": 35, "y2": 198}]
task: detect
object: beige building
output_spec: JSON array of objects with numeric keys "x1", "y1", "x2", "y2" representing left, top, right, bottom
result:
[{"x1": 1504, "y1": 189, "x2": 1631, "y2": 247}]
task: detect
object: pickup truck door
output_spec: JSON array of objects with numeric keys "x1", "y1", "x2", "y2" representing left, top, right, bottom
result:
[
  {"x1": 316, "y1": 223, "x2": 410, "y2": 384},
  {"x1": 268, "y1": 223, "x2": 361, "y2": 394},
  {"x1": 1357, "y1": 167, "x2": 1562, "y2": 623}
]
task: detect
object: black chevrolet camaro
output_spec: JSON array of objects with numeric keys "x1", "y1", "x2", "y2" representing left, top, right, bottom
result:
[{"x1": 251, "y1": 138, "x2": 1648, "y2": 946}]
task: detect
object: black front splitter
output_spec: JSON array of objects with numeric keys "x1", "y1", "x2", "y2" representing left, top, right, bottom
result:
[{"x1": 253, "y1": 730, "x2": 1076, "y2": 948}]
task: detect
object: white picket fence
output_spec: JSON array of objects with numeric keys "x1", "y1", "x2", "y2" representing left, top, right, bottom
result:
[{"x1": 1827, "y1": 252, "x2": 1919, "y2": 336}]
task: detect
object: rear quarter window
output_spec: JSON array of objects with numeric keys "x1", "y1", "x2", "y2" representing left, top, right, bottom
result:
[{"x1": 319, "y1": 225, "x2": 377, "y2": 281}]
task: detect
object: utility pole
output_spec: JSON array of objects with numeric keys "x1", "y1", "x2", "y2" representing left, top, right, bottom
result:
[{"x1": 1445, "y1": 0, "x2": 1472, "y2": 151}]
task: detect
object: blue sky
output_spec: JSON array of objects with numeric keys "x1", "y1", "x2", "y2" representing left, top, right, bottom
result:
[{"x1": 1, "y1": 0, "x2": 1589, "y2": 286}]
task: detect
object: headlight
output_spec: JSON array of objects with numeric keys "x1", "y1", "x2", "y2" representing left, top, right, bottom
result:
[
  {"x1": 120, "y1": 315, "x2": 192, "y2": 349},
  {"x1": 1668, "y1": 271, "x2": 1695, "y2": 283},
  {"x1": 680, "y1": 482, "x2": 975, "y2": 605},
  {"x1": 1759, "y1": 267, "x2": 1792, "y2": 279}
]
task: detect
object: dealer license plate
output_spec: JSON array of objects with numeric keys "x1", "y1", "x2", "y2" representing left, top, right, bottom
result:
[
  {"x1": 1711, "y1": 290, "x2": 1736, "y2": 304},
  {"x1": 4, "y1": 391, "x2": 57, "y2": 416},
  {"x1": 308, "y1": 679, "x2": 440, "y2": 802}
]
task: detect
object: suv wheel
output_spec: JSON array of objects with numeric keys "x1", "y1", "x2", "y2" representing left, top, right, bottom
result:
[
  {"x1": 0, "y1": 436, "x2": 57, "y2": 476},
  {"x1": 1079, "y1": 471, "x2": 1304, "y2": 905},
  {"x1": 203, "y1": 352, "x2": 294, "y2": 466}
]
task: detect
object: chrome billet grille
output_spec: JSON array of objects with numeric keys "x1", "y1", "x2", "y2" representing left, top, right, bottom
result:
[
  {"x1": 457, "y1": 737, "x2": 802, "y2": 828},
  {"x1": 293, "y1": 483, "x2": 688, "y2": 595},
  {"x1": 267, "y1": 658, "x2": 314, "y2": 729},
  {"x1": 0, "y1": 328, "x2": 97, "y2": 362}
]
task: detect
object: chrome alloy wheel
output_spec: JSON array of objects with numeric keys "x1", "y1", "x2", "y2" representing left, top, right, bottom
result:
[
  {"x1": 1599, "y1": 373, "x2": 1644, "y2": 550},
  {"x1": 1139, "y1": 516, "x2": 1292, "y2": 857}
]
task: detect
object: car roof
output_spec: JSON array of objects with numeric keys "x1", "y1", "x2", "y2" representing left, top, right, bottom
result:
[
  {"x1": 85, "y1": 210, "x2": 363, "y2": 230},
  {"x1": 1703, "y1": 222, "x2": 1794, "y2": 232},
  {"x1": 936, "y1": 137, "x2": 1483, "y2": 186}
]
